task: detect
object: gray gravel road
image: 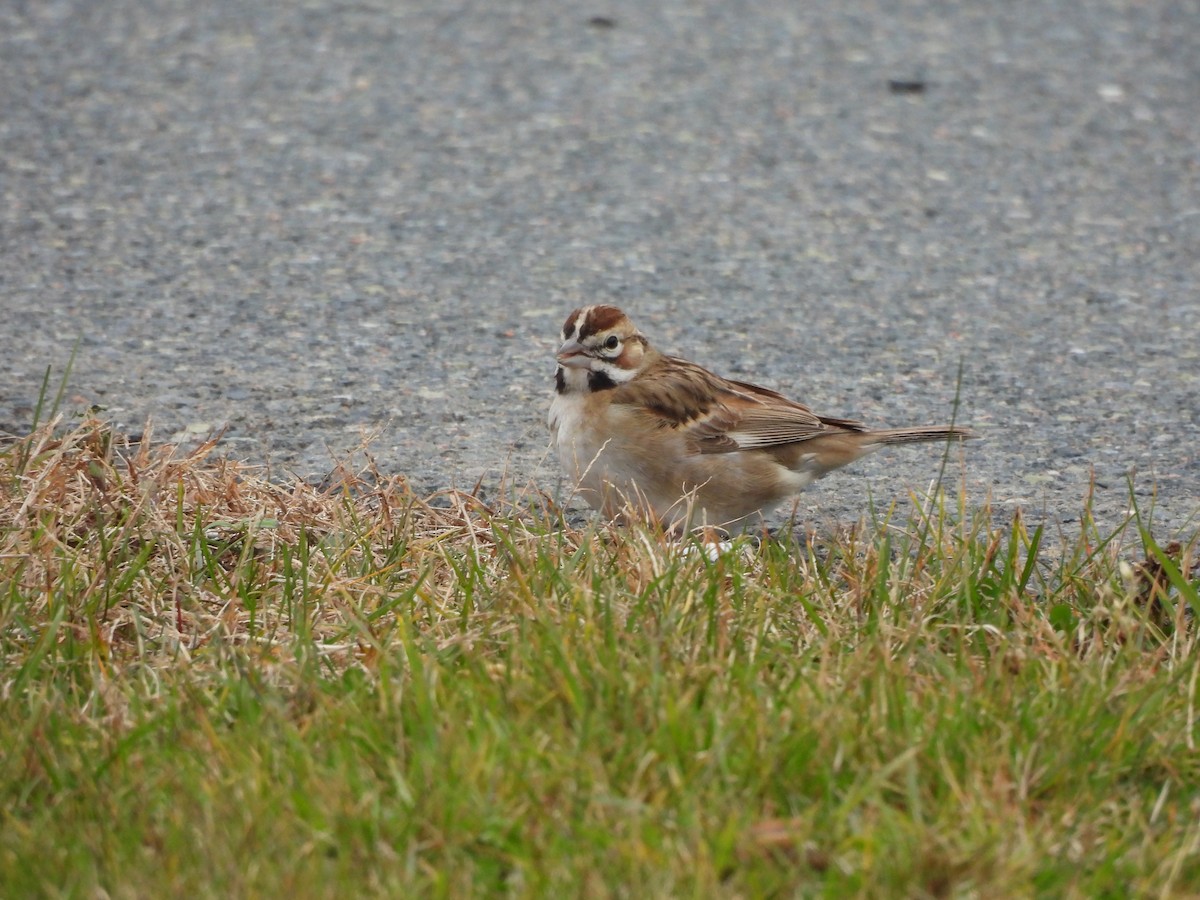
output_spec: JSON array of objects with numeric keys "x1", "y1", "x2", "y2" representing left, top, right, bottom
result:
[{"x1": 3, "y1": 0, "x2": 1198, "y2": 534}]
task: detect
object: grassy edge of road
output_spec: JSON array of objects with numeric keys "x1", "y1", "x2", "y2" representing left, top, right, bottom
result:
[{"x1": 2, "y1": 415, "x2": 1199, "y2": 896}]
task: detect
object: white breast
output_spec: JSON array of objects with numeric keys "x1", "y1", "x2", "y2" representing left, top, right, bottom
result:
[{"x1": 548, "y1": 391, "x2": 602, "y2": 482}]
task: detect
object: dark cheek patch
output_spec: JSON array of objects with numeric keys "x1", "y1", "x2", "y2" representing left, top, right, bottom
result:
[
  {"x1": 555, "y1": 368, "x2": 566, "y2": 393},
  {"x1": 587, "y1": 371, "x2": 618, "y2": 392}
]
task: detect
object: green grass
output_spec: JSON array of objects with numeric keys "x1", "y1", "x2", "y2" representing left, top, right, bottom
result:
[{"x1": 2, "y1": 419, "x2": 1199, "y2": 897}]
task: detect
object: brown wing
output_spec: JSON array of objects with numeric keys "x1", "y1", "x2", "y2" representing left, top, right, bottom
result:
[{"x1": 611, "y1": 356, "x2": 866, "y2": 454}]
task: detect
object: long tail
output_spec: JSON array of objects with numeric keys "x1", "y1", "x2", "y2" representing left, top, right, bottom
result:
[{"x1": 866, "y1": 425, "x2": 977, "y2": 445}]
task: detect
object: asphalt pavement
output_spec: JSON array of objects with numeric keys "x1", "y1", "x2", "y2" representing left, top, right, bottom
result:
[{"x1": 3, "y1": 0, "x2": 1198, "y2": 535}]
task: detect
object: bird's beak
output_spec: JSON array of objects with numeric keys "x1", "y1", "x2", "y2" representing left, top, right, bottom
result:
[{"x1": 556, "y1": 339, "x2": 592, "y2": 369}]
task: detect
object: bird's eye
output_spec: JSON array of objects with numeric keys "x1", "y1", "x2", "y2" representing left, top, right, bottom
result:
[{"x1": 604, "y1": 335, "x2": 620, "y2": 351}]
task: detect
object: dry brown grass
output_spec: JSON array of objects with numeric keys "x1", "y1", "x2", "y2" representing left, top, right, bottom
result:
[{"x1": 1, "y1": 417, "x2": 548, "y2": 679}]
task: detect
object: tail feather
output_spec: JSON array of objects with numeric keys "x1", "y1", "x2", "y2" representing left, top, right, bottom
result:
[{"x1": 867, "y1": 425, "x2": 977, "y2": 445}]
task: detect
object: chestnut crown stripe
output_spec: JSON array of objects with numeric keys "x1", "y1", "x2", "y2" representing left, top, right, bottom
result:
[{"x1": 571, "y1": 305, "x2": 627, "y2": 340}]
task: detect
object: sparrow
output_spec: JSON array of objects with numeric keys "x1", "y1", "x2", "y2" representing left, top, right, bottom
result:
[{"x1": 547, "y1": 305, "x2": 975, "y2": 528}]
